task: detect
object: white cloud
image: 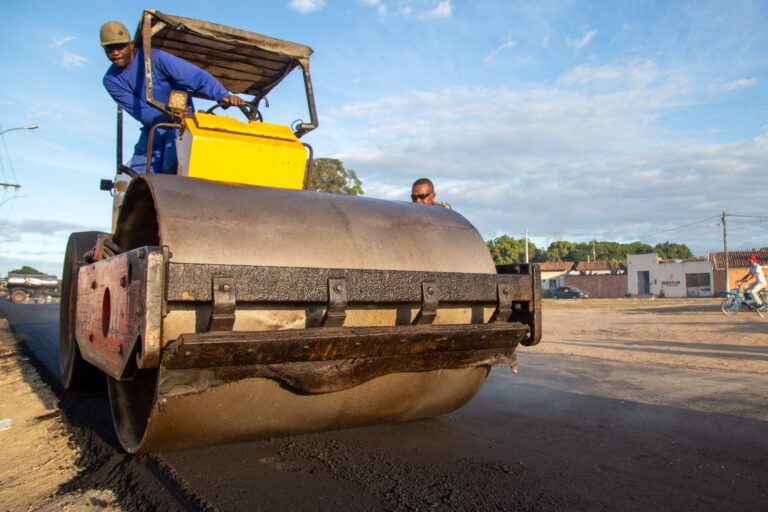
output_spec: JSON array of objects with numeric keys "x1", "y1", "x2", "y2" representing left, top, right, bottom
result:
[
  {"x1": 569, "y1": 29, "x2": 597, "y2": 51},
  {"x1": 25, "y1": 105, "x2": 53, "y2": 119},
  {"x1": 484, "y1": 39, "x2": 518, "y2": 65},
  {"x1": 558, "y1": 60, "x2": 672, "y2": 94},
  {"x1": 717, "y1": 77, "x2": 759, "y2": 91},
  {"x1": 0, "y1": 217, "x2": 109, "y2": 276},
  {"x1": 52, "y1": 36, "x2": 87, "y2": 70},
  {"x1": 323, "y1": 60, "x2": 766, "y2": 254},
  {"x1": 0, "y1": 254, "x2": 64, "y2": 277},
  {"x1": 422, "y1": 0, "x2": 453, "y2": 19},
  {"x1": 360, "y1": 1, "x2": 452, "y2": 20},
  {"x1": 288, "y1": 0, "x2": 326, "y2": 14},
  {"x1": 358, "y1": 0, "x2": 387, "y2": 16}
]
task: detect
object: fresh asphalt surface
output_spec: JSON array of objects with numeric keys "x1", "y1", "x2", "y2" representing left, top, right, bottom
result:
[{"x1": 2, "y1": 299, "x2": 767, "y2": 511}]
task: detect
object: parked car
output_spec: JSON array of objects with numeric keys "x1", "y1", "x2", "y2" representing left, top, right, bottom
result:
[{"x1": 553, "y1": 286, "x2": 589, "y2": 299}]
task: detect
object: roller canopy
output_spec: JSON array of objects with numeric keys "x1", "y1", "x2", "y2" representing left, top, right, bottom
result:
[{"x1": 134, "y1": 9, "x2": 313, "y2": 99}]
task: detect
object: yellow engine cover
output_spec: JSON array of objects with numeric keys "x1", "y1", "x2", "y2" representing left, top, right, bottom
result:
[{"x1": 176, "y1": 112, "x2": 307, "y2": 189}]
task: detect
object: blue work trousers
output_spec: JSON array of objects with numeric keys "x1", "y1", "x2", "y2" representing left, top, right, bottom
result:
[{"x1": 129, "y1": 127, "x2": 178, "y2": 174}]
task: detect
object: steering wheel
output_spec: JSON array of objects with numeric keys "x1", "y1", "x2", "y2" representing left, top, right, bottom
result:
[{"x1": 205, "y1": 101, "x2": 262, "y2": 122}]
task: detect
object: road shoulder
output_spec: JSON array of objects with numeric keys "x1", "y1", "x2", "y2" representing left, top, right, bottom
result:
[{"x1": 0, "y1": 317, "x2": 121, "y2": 511}]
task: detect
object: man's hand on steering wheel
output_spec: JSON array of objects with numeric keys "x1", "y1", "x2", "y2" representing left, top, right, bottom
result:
[
  {"x1": 206, "y1": 95, "x2": 262, "y2": 122},
  {"x1": 220, "y1": 94, "x2": 245, "y2": 107}
]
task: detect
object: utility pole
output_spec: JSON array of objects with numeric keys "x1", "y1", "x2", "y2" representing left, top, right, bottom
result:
[
  {"x1": 524, "y1": 228, "x2": 529, "y2": 263},
  {"x1": 0, "y1": 182, "x2": 21, "y2": 189},
  {"x1": 722, "y1": 211, "x2": 729, "y2": 291},
  {"x1": 592, "y1": 240, "x2": 597, "y2": 262}
]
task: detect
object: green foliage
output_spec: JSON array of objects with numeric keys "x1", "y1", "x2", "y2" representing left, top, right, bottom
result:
[
  {"x1": 9, "y1": 266, "x2": 43, "y2": 275},
  {"x1": 654, "y1": 241, "x2": 693, "y2": 259},
  {"x1": 496, "y1": 238, "x2": 668, "y2": 264},
  {"x1": 542, "y1": 240, "x2": 614, "y2": 262},
  {"x1": 310, "y1": 158, "x2": 364, "y2": 195},
  {"x1": 520, "y1": 240, "x2": 656, "y2": 262},
  {"x1": 486, "y1": 235, "x2": 538, "y2": 264},
  {"x1": 623, "y1": 241, "x2": 655, "y2": 257}
]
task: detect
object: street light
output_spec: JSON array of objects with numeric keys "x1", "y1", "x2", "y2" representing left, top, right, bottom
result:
[
  {"x1": 0, "y1": 125, "x2": 39, "y2": 136},
  {"x1": 0, "y1": 125, "x2": 37, "y2": 190},
  {"x1": 0, "y1": 194, "x2": 26, "y2": 208}
]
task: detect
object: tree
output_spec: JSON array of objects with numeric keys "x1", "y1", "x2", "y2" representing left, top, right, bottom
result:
[
  {"x1": 543, "y1": 241, "x2": 576, "y2": 262},
  {"x1": 309, "y1": 158, "x2": 364, "y2": 195},
  {"x1": 654, "y1": 241, "x2": 693, "y2": 259},
  {"x1": 9, "y1": 266, "x2": 44, "y2": 275},
  {"x1": 539, "y1": 240, "x2": 655, "y2": 263},
  {"x1": 623, "y1": 241, "x2": 655, "y2": 257},
  {"x1": 486, "y1": 235, "x2": 538, "y2": 264}
]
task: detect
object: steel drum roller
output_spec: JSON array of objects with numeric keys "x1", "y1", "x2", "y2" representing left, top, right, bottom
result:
[{"x1": 106, "y1": 175, "x2": 500, "y2": 453}]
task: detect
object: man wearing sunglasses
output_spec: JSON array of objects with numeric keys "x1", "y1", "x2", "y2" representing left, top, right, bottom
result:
[
  {"x1": 411, "y1": 178, "x2": 437, "y2": 205},
  {"x1": 100, "y1": 21, "x2": 245, "y2": 174}
]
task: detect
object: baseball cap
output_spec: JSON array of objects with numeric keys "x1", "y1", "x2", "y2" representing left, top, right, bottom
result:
[{"x1": 100, "y1": 21, "x2": 131, "y2": 47}]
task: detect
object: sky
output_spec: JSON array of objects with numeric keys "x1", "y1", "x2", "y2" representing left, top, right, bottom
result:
[{"x1": 0, "y1": 0, "x2": 767, "y2": 276}]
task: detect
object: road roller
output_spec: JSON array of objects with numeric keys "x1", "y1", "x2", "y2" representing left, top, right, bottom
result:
[{"x1": 60, "y1": 10, "x2": 542, "y2": 453}]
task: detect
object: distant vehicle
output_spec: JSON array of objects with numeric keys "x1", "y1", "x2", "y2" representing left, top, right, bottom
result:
[
  {"x1": 553, "y1": 286, "x2": 589, "y2": 299},
  {"x1": 6, "y1": 273, "x2": 60, "y2": 304}
]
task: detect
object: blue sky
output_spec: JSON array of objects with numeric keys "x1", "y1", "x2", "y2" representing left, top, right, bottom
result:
[{"x1": 0, "y1": 0, "x2": 766, "y2": 276}]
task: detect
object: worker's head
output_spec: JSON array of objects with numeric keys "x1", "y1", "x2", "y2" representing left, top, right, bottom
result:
[
  {"x1": 748, "y1": 255, "x2": 758, "y2": 264},
  {"x1": 411, "y1": 178, "x2": 435, "y2": 205},
  {"x1": 100, "y1": 21, "x2": 134, "y2": 68}
]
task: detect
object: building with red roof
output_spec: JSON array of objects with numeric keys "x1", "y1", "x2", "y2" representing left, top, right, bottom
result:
[{"x1": 708, "y1": 250, "x2": 768, "y2": 292}]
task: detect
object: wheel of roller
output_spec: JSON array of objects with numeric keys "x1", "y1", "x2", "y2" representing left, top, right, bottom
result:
[
  {"x1": 59, "y1": 231, "x2": 108, "y2": 390},
  {"x1": 107, "y1": 368, "x2": 158, "y2": 452}
]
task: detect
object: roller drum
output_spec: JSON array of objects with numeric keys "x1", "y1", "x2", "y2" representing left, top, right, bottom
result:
[{"x1": 107, "y1": 175, "x2": 501, "y2": 453}]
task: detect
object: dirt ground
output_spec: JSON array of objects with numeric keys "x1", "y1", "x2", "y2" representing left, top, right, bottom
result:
[
  {"x1": 535, "y1": 297, "x2": 768, "y2": 374},
  {"x1": 0, "y1": 319, "x2": 120, "y2": 512},
  {"x1": 0, "y1": 298, "x2": 765, "y2": 510}
]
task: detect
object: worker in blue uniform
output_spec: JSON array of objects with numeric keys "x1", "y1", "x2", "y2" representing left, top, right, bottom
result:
[{"x1": 100, "y1": 21, "x2": 245, "y2": 174}]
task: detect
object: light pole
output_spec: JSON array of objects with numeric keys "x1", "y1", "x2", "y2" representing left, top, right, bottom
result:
[
  {"x1": 0, "y1": 124, "x2": 39, "y2": 137},
  {"x1": 0, "y1": 124, "x2": 37, "y2": 190},
  {"x1": 0, "y1": 194, "x2": 26, "y2": 208}
]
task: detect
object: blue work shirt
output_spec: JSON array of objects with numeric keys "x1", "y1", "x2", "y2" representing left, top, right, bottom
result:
[{"x1": 103, "y1": 49, "x2": 230, "y2": 174}]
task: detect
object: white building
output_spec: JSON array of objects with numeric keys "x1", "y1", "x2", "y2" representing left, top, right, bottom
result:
[
  {"x1": 537, "y1": 261, "x2": 575, "y2": 294},
  {"x1": 626, "y1": 253, "x2": 713, "y2": 297}
]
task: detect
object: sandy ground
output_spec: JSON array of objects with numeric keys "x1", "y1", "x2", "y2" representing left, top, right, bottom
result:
[
  {"x1": 534, "y1": 297, "x2": 768, "y2": 374},
  {"x1": 0, "y1": 319, "x2": 120, "y2": 512},
  {"x1": 0, "y1": 298, "x2": 765, "y2": 510}
]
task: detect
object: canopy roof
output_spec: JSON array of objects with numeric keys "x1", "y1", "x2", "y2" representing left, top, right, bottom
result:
[{"x1": 135, "y1": 9, "x2": 313, "y2": 99}]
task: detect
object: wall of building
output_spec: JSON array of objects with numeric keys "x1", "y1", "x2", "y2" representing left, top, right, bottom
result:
[
  {"x1": 627, "y1": 253, "x2": 714, "y2": 297},
  {"x1": 626, "y1": 253, "x2": 657, "y2": 296},
  {"x1": 540, "y1": 271, "x2": 570, "y2": 293},
  {"x1": 714, "y1": 267, "x2": 755, "y2": 294},
  {"x1": 658, "y1": 260, "x2": 713, "y2": 297},
  {"x1": 562, "y1": 274, "x2": 628, "y2": 298},
  {"x1": 541, "y1": 271, "x2": 565, "y2": 291}
]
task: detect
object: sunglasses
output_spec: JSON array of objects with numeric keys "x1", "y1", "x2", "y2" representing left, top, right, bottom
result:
[
  {"x1": 104, "y1": 43, "x2": 130, "y2": 52},
  {"x1": 411, "y1": 192, "x2": 432, "y2": 200}
]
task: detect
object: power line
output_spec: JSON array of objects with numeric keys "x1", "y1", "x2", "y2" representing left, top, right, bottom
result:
[
  {"x1": 636, "y1": 215, "x2": 721, "y2": 239},
  {"x1": 727, "y1": 214, "x2": 768, "y2": 220},
  {"x1": 727, "y1": 225, "x2": 768, "y2": 234}
]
